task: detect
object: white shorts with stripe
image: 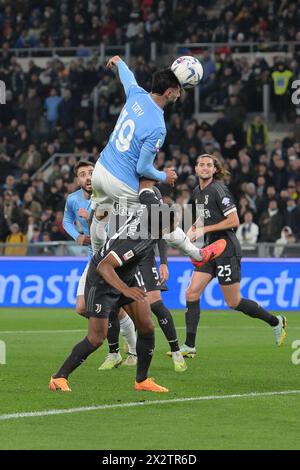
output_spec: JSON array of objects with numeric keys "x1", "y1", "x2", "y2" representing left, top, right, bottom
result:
[{"x1": 91, "y1": 160, "x2": 139, "y2": 207}]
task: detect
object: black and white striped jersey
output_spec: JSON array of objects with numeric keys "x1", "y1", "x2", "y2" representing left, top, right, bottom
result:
[{"x1": 192, "y1": 180, "x2": 242, "y2": 257}]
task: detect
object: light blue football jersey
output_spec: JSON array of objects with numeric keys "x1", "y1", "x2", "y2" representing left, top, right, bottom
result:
[
  {"x1": 63, "y1": 189, "x2": 93, "y2": 259},
  {"x1": 99, "y1": 61, "x2": 167, "y2": 192}
]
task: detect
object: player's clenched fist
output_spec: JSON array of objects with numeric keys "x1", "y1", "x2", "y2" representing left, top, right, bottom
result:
[
  {"x1": 77, "y1": 235, "x2": 91, "y2": 246},
  {"x1": 164, "y1": 168, "x2": 177, "y2": 186},
  {"x1": 106, "y1": 56, "x2": 121, "y2": 69}
]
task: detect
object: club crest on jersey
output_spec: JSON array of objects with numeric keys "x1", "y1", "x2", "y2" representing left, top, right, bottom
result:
[
  {"x1": 222, "y1": 197, "x2": 231, "y2": 206},
  {"x1": 123, "y1": 250, "x2": 134, "y2": 261},
  {"x1": 205, "y1": 195, "x2": 209, "y2": 205}
]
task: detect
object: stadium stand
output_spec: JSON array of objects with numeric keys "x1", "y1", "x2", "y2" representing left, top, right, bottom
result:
[{"x1": 0, "y1": 0, "x2": 299, "y2": 254}]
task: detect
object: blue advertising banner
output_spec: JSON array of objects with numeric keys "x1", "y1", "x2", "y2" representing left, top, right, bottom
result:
[{"x1": 0, "y1": 257, "x2": 300, "y2": 310}]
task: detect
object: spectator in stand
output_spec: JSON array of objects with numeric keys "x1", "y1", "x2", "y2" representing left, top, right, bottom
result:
[
  {"x1": 259, "y1": 199, "x2": 283, "y2": 242},
  {"x1": 271, "y1": 157, "x2": 289, "y2": 192},
  {"x1": 22, "y1": 190, "x2": 42, "y2": 221},
  {"x1": 274, "y1": 226, "x2": 293, "y2": 258},
  {"x1": 246, "y1": 115, "x2": 269, "y2": 163},
  {"x1": 222, "y1": 132, "x2": 239, "y2": 160},
  {"x1": 212, "y1": 110, "x2": 231, "y2": 149},
  {"x1": 58, "y1": 89, "x2": 76, "y2": 134},
  {"x1": 236, "y1": 210, "x2": 259, "y2": 249},
  {"x1": 4, "y1": 223, "x2": 28, "y2": 256},
  {"x1": 15, "y1": 172, "x2": 31, "y2": 199},
  {"x1": 271, "y1": 62, "x2": 294, "y2": 122},
  {"x1": 24, "y1": 88, "x2": 43, "y2": 137},
  {"x1": 2, "y1": 190, "x2": 23, "y2": 227},
  {"x1": 225, "y1": 95, "x2": 246, "y2": 147},
  {"x1": 284, "y1": 198, "x2": 300, "y2": 237},
  {"x1": 45, "y1": 88, "x2": 62, "y2": 134},
  {"x1": 19, "y1": 144, "x2": 42, "y2": 174}
]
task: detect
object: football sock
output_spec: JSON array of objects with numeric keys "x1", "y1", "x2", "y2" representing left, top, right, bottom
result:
[
  {"x1": 107, "y1": 316, "x2": 120, "y2": 354},
  {"x1": 185, "y1": 300, "x2": 200, "y2": 348},
  {"x1": 90, "y1": 215, "x2": 108, "y2": 254},
  {"x1": 136, "y1": 332, "x2": 155, "y2": 383},
  {"x1": 54, "y1": 337, "x2": 98, "y2": 379},
  {"x1": 120, "y1": 313, "x2": 137, "y2": 355},
  {"x1": 234, "y1": 298, "x2": 279, "y2": 327},
  {"x1": 151, "y1": 300, "x2": 179, "y2": 352},
  {"x1": 163, "y1": 227, "x2": 201, "y2": 261}
]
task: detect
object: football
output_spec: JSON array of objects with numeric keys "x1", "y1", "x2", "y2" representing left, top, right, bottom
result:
[{"x1": 171, "y1": 55, "x2": 204, "y2": 88}]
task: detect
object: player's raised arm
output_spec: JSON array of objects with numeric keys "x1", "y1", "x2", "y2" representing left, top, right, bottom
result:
[{"x1": 107, "y1": 55, "x2": 138, "y2": 97}]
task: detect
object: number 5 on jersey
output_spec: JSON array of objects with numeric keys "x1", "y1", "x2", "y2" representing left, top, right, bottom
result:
[{"x1": 111, "y1": 109, "x2": 135, "y2": 152}]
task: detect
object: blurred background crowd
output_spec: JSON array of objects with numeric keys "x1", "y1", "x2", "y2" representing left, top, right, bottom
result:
[
  {"x1": 1, "y1": 0, "x2": 300, "y2": 47},
  {"x1": 0, "y1": 0, "x2": 300, "y2": 256}
]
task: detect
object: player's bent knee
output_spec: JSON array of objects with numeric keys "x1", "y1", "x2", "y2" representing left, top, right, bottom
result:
[
  {"x1": 138, "y1": 319, "x2": 155, "y2": 336},
  {"x1": 88, "y1": 333, "x2": 106, "y2": 348},
  {"x1": 226, "y1": 298, "x2": 241, "y2": 309},
  {"x1": 186, "y1": 287, "x2": 200, "y2": 302}
]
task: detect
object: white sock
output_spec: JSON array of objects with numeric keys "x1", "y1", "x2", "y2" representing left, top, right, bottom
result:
[
  {"x1": 120, "y1": 314, "x2": 137, "y2": 355},
  {"x1": 90, "y1": 215, "x2": 108, "y2": 254},
  {"x1": 163, "y1": 227, "x2": 202, "y2": 261}
]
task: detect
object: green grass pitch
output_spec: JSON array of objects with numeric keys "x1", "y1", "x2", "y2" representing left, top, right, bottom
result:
[{"x1": 0, "y1": 308, "x2": 300, "y2": 450}]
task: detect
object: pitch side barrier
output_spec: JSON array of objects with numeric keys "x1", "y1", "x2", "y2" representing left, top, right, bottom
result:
[{"x1": 0, "y1": 257, "x2": 299, "y2": 310}]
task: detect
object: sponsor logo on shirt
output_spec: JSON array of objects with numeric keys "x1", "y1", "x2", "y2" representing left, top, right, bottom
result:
[
  {"x1": 222, "y1": 197, "x2": 231, "y2": 206},
  {"x1": 205, "y1": 195, "x2": 209, "y2": 205}
]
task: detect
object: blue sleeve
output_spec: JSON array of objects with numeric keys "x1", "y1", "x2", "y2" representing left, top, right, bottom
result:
[
  {"x1": 136, "y1": 129, "x2": 167, "y2": 182},
  {"x1": 117, "y1": 60, "x2": 138, "y2": 97},
  {"x1": 63, "y1": 197, "x2": 80, "y2": 240}
]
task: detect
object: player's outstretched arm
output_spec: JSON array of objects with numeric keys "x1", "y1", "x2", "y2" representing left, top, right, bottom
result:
[{"x1": 107, "y1": 55, "x2": 138, "y2": 97}]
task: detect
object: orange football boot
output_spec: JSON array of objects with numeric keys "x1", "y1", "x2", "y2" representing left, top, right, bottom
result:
[
  {"x1": 191, "y1": 239, "x2": 227, "y2": 268},
  {"x1": 134, "y1": 377, "x2": 169, "y2": 393},
  {"x1": 49, "y1": 376, "x2": 72, "y2": 392}
]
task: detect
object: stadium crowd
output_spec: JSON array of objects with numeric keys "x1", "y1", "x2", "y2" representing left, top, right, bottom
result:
[
  {"x1": 0, "y1": 1, "x2": 300, "y2": 255},
  {"x1": 1, "y1": 0, "x2": 300, "y2": 48}
]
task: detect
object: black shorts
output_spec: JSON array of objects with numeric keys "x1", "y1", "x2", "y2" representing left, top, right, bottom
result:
[
  {"x1": 138, "y1": 253, "x2": 168, "y2": 293},
  {"x1": 84, "y1": 270, "x2": 144, "y2": 319},
  {"x1": 194, "y1": 256, "x2": 241, "y2": 285}
]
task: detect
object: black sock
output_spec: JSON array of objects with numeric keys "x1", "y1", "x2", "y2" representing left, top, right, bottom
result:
[
  {"x1": 234, "y1": 298, "x2": 279, "y2": 327},
  {"x1": 54, "y1": 336, "x2": 98, "y2": 379},
  {"x1": 107, "y1": 316, "x2": 120, "y2": 354},
  {"x1": 136, "y1": 332, "x2": 155, "y2": 383},
  {"x1": 185, "y1": 300, "x2": 200, "y2": 348},
  {"x1": 151, "y1": 300, "x2": 179, "y2": 352}
]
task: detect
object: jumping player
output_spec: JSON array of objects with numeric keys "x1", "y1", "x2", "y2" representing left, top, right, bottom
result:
[
  {"x1": 178, "y1": 154, "x2": 286, "y2": 358},
  {"x1": 90, "y1": 55, "x2": 211, "y2": 264}
]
